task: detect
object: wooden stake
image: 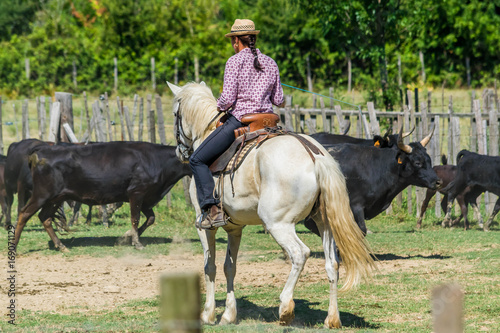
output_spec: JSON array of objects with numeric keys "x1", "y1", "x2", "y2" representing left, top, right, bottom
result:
[{"x1": 160, "y1": 272, "x2": 201, "y2": 333}]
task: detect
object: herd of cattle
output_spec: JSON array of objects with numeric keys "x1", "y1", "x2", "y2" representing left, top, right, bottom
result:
[{"x1": 1, "y1": 126, "x2": 498, "y2": 252}]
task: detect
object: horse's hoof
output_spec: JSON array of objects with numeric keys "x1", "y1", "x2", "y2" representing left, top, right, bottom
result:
[
  {"x1": 324, "y1": 315, "x2": 342, "y2": 329},
  {"x1": 279, "y1": 300, "x2": 295, "y2": 326},
  {"x1": 201, "y1": 312, "x2": 216, "y2": 325}
]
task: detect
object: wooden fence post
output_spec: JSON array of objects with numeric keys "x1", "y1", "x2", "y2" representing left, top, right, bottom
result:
[
  {"x1": 55, "y1": 92, "x2": 74, "y2": 143},
  {"x1": 474, "y1": 100, "x2": 485, "y2": 154},
  {"x1": 138, "y1": 97, "x2": 144, "y2": 142},
  {"x1": 116, "y1": 97, "x2": 126, "y2": 141},
  {"x1": 104, "y1": 92, "x2": 113, "y2": 141},
  {"x1": 320, "y1": 97, "x2": 328, "y2": 133},
  {"x1": 432, "y1": 283, "x2": 463, "y2": 333},
  {"x1": 403, "y1": 103, "x2": 413, "y2": 214},
  {"x1": 160, "y1": 272, "x2": 201, "y2": 333},
  {"x1": 84, "y1": 92, "x2": 91, "y2": 140},
  {"x1": 156, "y1": 95, "x2": 167, "y2": 145},
  {"x1": 151, "y1": 57, "x2": 156, "y2": 90},
  {"x1": 123, "y1": 106, "x2": 134, "y2": 141},
  {"x1": 132, "y1": 94, "x2": 138, "y2": 128},
  {"x1": 294, "y1": 105, "x2": 301, "y2": 132},
  {"x1": 22, "y1": 99, "x2": 30, "y2": 139},
  {"x1": 72, "y1": 60, "x2": 78, "y2": 89},
  {"x1": 92, "y1": 101, "x2": 106, "y2": 142},
  {"x1": 148, "y1": 94, "x2": 156, "y2": 144},
  {"x1": 48, "y1": 102, "x2": 61, "y2": 142},
  {"x1": 284, "y1": 96, "x2": 294, "y2": 132},
  {"x1": 367, "y1": 102, "x2": 380, "y2": 135},
  {"x1": 39, "y1": 96, "x2": 46, "y2": 140},
  {"x1": 432, "y1": 116, "x2": 442, "y2": 217}
]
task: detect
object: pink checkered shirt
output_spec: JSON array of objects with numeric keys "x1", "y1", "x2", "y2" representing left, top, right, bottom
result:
[{"x1": 217, "y1": 48, "x2": 284, "y2": 121}]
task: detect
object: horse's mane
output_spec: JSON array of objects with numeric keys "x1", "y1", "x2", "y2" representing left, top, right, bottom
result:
[{"x1": 175, "y1": 82, "x2": 219, "y2": 141}]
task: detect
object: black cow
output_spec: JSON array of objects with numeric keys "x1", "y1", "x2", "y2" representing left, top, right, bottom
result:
[
  {"x1": 305, "y1": 128, "x2": 440, "y2": 235},
  {"x1": 4, "y1": 139, "x2": 48, "y2": 227},
  {"x1": 13, "y1": 142, "x2": 192, "y2": 251},
  {"x1": 311, "y1": 128, "x2": 412, "y2": 149},
  {"x1": 416, "y1": 155, "x2": 482, "y2": 230},
  {"x1": 442, "y1": 150, "x2": 500, "y2": 231}
]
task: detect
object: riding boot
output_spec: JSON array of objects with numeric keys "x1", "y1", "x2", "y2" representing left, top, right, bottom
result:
[{"x1": 196, "y1": 204, "x2": 228, "y2": 230}]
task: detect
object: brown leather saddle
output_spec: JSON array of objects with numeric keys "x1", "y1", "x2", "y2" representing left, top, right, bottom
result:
[{"x1": 209, "y1": 112, "x2": 323, "y2": 174}]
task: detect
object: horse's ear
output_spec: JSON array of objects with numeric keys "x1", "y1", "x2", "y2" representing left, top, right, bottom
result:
[
  {"x1": 200, "y1": 81, "x2": 206, "y2": 86},
  {"x1": 167, "y1": 81, "x2": 182, "y2": 96}
]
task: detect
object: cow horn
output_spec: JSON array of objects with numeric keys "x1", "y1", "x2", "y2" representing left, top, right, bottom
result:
[
  {"x1": 167, "y1": 81, "x2": 182, "y2": 96},
  {"x1": 397, "y1": 126, "x2": 413, "y2": 153},
  {"x1": 401, "y1": 126, "x2": 415, "y2": 139},
  {"x1": 342, "y1": 119, "x2": 351, "y2": 135},
  {"x1": 383, "y1": 128, "x2": 392, "y2": 139},
  {"x1": 420, "y1": 124, "x2": 435, "y2": 148}
]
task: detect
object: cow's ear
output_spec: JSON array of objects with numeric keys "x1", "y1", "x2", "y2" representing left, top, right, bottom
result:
[
  {"x1": 374, "y1": 139, "x2": 382, "y2": 148},
  {"x1": 396, "y1": 152, "x2": 405, "y2": 165}
]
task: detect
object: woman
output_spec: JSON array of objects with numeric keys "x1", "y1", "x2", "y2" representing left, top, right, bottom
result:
[{"x1": 190, "y1": 19, "x2": 285, "y2": 230}]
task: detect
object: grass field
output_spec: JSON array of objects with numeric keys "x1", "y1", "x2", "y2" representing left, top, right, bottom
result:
[{"x1": 1, "y1": 182, "x2": 498, "y2": 333}]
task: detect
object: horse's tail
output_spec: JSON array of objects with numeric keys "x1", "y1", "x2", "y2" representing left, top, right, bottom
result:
[{"x1": 314, "y1": 153, "x2": 376, "y2": 292}]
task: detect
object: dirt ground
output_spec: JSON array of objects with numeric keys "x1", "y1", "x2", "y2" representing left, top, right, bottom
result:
[{"x1": 2, "y1": 251, "x2": 426, "y2": 314}]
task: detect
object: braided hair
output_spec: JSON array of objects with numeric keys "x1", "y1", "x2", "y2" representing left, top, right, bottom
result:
[{"x1": 238, "y1": 35, "x2": 263, "y2": 71}]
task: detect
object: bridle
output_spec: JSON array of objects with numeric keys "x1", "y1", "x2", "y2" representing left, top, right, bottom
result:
[
  {"x1": 173, "y1": 98, "x2": 224, "y2": 161},
  {"x1": 173, "y1": 100, "x2": 194, "y2": 161}
]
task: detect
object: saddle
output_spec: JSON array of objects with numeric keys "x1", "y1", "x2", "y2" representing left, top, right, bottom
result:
[{"x1": 209, "y1": 112, "x2": 323, "y2": 175}]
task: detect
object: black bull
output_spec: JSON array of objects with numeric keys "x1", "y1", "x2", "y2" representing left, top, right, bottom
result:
[
  {"x1": 305, "y1": 133, "x2": 440, "y2": 235},
  {"x1": 13, "y1": 142, "x2": 192, "y2": 251},
  {"x1": 442, "y1": 150, "x2": 500, "y2": 231}
]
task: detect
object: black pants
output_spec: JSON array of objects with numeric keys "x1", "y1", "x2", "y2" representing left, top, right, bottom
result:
[{"x1": 189, "y1": 114, "x2": 244, "y2": 210}]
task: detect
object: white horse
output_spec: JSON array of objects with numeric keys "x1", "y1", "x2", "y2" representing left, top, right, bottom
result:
[{"x1": 168, "y1": 82, "x2": 375, "y2": 328}]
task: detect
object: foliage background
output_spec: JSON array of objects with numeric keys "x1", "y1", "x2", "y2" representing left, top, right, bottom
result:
[{"x1": 0, "y1": 0, "x2": 499, "y2": 107}]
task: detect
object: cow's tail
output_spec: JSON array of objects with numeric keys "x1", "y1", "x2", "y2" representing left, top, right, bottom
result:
[{"x1": 314, "y1": 152, "x2": 376, "y2": 292}]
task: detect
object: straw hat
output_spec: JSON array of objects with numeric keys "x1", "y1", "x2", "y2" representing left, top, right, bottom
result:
[{"x1": 225, "y1": 19, "x2": 260, "y2": 37}]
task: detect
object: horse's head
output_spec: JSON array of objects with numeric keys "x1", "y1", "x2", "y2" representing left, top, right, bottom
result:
[{"x1": 168, "y1": 82, "x2": 219, "y2": 162}]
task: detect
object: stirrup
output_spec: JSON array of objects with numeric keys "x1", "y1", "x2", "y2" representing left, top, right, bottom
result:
[{"x1": 195, "y1": 211, "x2": 229, "y2": 230}]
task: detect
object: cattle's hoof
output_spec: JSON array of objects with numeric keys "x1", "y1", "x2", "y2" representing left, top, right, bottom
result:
[
  {"x1": 115, "y1": 236, "x2": 132, "y2": 246},
  {"x1": 134, "y1": 243, "x2": 145, "y2": 250},
  {"x1": 59, "y1": 245, "x2": 70, "y2": 253}
]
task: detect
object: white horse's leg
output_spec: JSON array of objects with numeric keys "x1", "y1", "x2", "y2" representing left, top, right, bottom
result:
[
  {"x1": 313, "y1": 214, "x2": 342, "y2": 328},
  {"x1": 220, "y1": 226, "x2": 243, "y2": 325},
  {"x1": 190, "y1": 179, "x2": 218, "y2": 325},
  {"x1": 266, "y1": 222, "x2": 310, "y2": 326},
  {"x1": 197, "y1": 228, "x2": 218, "y2": 324}
]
